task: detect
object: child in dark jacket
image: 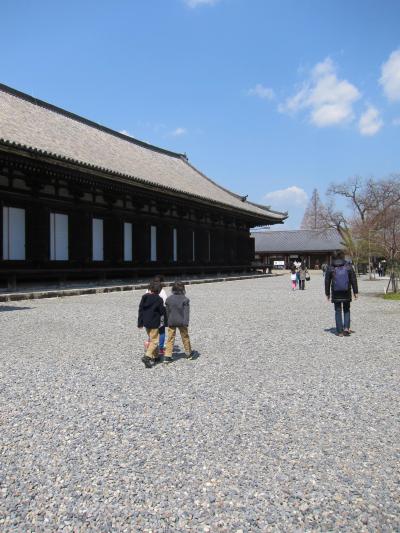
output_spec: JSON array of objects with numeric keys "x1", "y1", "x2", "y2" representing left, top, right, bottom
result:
[
  {"x1": 138, "y1": 280, "x2": 166, "y2": 368},
  {"x1": 164, "y1": 281, "x2": 192, "y2": 364}
]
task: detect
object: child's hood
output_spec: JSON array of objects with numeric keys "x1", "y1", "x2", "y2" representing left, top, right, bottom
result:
[
  {"x1": 142, "y1": 293, "x2": 162, "y2": 308},
  {"x1": 166, "y1": 294, "x2": 189, "y2": 305}
]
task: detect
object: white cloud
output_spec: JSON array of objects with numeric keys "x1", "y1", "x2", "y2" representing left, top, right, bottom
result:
[
  {"x1": 279, "y1": 57, "x2": 361, "y2": 127},
  {"x1": 184, "y1": 0, "x2": 220, "y2": 7},
  {"x1": 380, "y1": 49, "x2": 400, "y2": 101},
  {"x1": 120, "y1": 129, "x2": 131, "y2": 136},
  {"x1": 170, "y1": 127, "x2": 187, "y2": 137},
  {"x1": 248, "y1": 84, "x2": 275, "y2": 100},
  {"x1": 264, "y1": 186, "x2": 308, "y2": 209},
  {"x1": 358, "y1": 106, "x2": 383, "y2": 136}
]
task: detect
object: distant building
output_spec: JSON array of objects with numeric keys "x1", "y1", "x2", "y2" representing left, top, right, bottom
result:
[
  {"x1": 0, "y1": 84, "x2": 286, "y2": 286},
  {"x1": 252, "y1": 228, "x2": 343, "y2": 269}
]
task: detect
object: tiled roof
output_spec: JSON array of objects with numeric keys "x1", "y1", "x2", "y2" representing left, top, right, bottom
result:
[
  {"x1": 252, "y1": 229, "x2": 343, "y2": 252},
  {"x1": 0, "y1": 84, "x2": 286, "y2": 222}
]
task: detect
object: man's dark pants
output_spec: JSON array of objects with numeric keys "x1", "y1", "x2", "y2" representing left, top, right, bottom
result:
[{"x1": 334, "y1": 301, "x2": 350, "y2": 332}]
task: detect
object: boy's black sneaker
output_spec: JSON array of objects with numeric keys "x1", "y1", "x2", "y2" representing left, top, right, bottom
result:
[
  {"x1": 185, "y1": 352, "x2": 194, "y2": 360},
  {"x1": 141, "y1": 356, "x2": 153, "y2": 368},
  {"x1": 163, "y1": 356, "x2": 173, "y2": 364}
]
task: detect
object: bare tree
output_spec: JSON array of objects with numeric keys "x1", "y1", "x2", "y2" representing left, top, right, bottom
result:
[
  {"x1": 327, "y1": 175, "x2": 400, "y2": 290},
  {"x1": 320, "y1": 198, "x2": 349, "y2": 235},
  {"x1": 327, "y1": 176, "x2": 370, "y2": 223},
  {"x1": 300, "y1": 189, "x2": 327, "y2": 229}
]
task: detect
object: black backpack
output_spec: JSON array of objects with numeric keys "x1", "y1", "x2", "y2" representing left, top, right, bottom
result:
[{"x1": 333, "y1": 265, "x2": 350, "y2": 291}]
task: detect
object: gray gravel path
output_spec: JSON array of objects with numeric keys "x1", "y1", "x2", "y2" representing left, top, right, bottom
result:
[{"x1": 0, "y1": 273, "x2": 399, "y2": 531}]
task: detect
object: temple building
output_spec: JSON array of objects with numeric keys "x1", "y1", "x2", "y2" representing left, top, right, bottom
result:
[
  {"x1": 0, "y1": 84, "x2": 286, "y2": 286},
  {"x1": 252, "y1": 228, "x2": 343, "y2": 269}
]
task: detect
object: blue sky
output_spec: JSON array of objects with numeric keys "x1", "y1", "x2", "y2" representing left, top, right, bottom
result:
[{"x1": 1, "y1": 0, "x2": 400, "y2": 227}]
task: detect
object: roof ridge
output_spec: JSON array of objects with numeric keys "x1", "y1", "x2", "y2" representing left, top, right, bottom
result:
[
  {"x1": 253, "y1": 228, "x2": 335, "y2": 233},
  {"x1": 0, "y1": 82, "x2": 184, "y2": 160},
  {"x1": 248, "y1": 201, "x2": 288, "y2": 216}
]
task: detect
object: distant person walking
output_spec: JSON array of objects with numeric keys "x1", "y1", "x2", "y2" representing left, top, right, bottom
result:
[
  {"x1": 290, "y1": 265, "x2": 297, "y2": 291},
  {"x1": 298, "y1": 263, "x2": 309, "y2": 290},
  {"x1": 325, "y1": 251, "x2": 358, "y2": 337},
  {"x1": 164, "y1": 281, "x2": 192, "y2": 363}
]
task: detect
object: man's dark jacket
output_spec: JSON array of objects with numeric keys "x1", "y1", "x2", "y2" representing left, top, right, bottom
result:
[
  {"x1": 325, "y1": 259, "x2": 358, "y2": 303},
  {"x1": 138, "y1": 293, "x2": 166, "y2": 328}
]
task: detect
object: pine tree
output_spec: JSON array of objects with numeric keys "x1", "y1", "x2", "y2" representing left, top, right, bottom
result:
[{"x1": 300, "y1": 189, "x2": 327, "y2": 229}]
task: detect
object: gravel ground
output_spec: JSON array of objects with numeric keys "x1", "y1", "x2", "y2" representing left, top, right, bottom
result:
[{"x1": 0, "y1": 272, "x2": 399, "y2": 532}]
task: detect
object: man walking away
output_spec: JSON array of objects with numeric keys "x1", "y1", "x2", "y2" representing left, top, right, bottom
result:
[{"x1": 325, "y1": 251, "x2": 358, "y2": 337}]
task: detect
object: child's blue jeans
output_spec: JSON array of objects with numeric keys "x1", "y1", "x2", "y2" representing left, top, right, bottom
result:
[{"x1": 159, "y1": 326, "x2": 165, "y2": 349}]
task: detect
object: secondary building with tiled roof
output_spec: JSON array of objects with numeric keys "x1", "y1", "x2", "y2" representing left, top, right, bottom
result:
[
  {"x1": 252, "y1": 229, "x2": 343, "y2": 269},
  {"x1": 0, "y1": 83, "x2": 286, "y2": 285}
]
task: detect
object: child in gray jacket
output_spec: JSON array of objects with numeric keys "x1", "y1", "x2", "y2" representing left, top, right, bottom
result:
[{"x1": 164, "y1": 281, "x2": 192, "y2": 363}]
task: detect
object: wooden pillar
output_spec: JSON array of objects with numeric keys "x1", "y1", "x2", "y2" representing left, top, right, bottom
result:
[
  {"x1": 237, "y1": 232, "x2": 244, "y2": 264},
  {"x1": 109, "y1": 215, "x2": 123, "y2": 265},
  {"x1": 237, "y1": 231, "x2": 249, "y2": 264},
  {"x1": 134, "y1": 219, "x2": 149, "y2": 265},
  {"x1": 196, "y1": 227, "x2": 208, "y2": 264},
  {"x1": 224, "y1": 229, "x2": 237, "y2": 265},
  {"x1": 247, "y1": 235, "x2": 255, "y2": 264},
  {"x1": 180, "y1": 223, "x2": 192, "y2": 265},
  {"x1": 27, "y1": 203, "x2": 49, "y2": 265},
  {"x1": 70, "y1": 209, "x2": 91, "y2": 265},
  {"x1": 212, "y1": 228, "x2": 224, "y2": 265},
  {"x1": 0, "y1": 199, "x2": 3, "y2": 261},
  {"x1": 160, "y1": 224, "x2": 173, "y2": 266}
]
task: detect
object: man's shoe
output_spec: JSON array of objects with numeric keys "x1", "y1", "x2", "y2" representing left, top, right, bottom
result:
[
  {"x1": 185, "y1": 352, "x2": 194, "y2": 360},
  {"x1": 335, "y1": 332, "x2": 344, "y2": 337},
  {"x1": 141, "y1": 356, "x2": 153, "y2": 368},
  {"x1": 343, "y1": 329, "x2": 351, "y2": 336},
  {"x1": 163, "y1": 356, "x2": 173, "y2": 364}
]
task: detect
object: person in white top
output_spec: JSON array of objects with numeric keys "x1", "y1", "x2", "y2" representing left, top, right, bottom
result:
[
  {"x1": 290, "y1": 264, "x2": 297, "y2": 290},
  {"x1": 145, "y1": 275, "x2": 168, "y2": 356}
]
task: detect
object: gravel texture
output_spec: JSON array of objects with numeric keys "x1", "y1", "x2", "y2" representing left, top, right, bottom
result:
[{"x1": 0, "y1": 272, "x2": 399, "y2": 532}]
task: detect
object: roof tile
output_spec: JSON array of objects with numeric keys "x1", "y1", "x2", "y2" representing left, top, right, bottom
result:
[
  {"x1": 252, "y1": 229, "x2": 343, "y2": 252},
  {"x1": 0, "y1": 84, "x2": 285, "y2": 221}
]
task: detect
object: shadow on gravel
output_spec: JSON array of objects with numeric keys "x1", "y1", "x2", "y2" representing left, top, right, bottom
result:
[
  {"x1": 153, "y1": 350, "x2": 201, "y2": 367},
  {"x1": 324, "y1": 327, "x2": 356, "y2": 335},
  {"x1": 172, "y1": 350, "x2": 201, "y2": 363},
  {"x1": 324, "y1": 327, "x2": 338, "y2": 334},
  {"x1": 0, "y1": 305, "x2": 33, "y2": 313}
]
